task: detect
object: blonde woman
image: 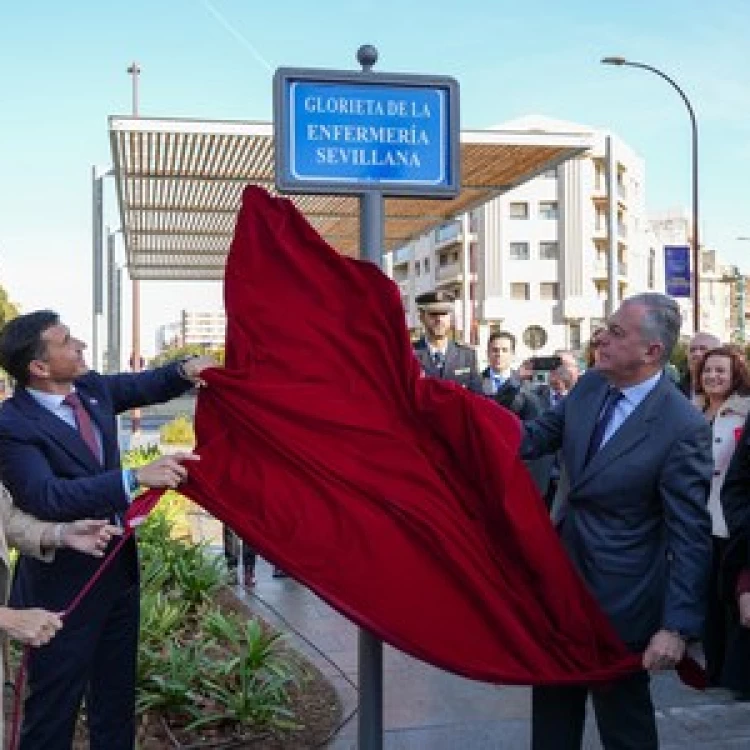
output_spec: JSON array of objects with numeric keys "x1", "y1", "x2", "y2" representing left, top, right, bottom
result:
[
  {"x1": 693, "y1": 345, "x2": 750, "y2": 693},
  {"x1": 0, "y1": 483, "x2": 119, "y2": 740}
]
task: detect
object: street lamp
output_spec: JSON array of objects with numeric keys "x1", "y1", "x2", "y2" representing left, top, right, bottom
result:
[{"x1": 601, "y1": 56, "x2": 699, "y2": 332}]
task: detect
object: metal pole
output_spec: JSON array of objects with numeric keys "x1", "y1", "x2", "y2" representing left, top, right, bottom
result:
[
  {"x1": 92, "y1": 168, "x2": 104, "y2": 371},
  {"x1": 604, "y1": 136, "x2": 617, "y2": 317},
  {"x1": 358, "y1": 190, "x2": 384, "y2": 750},
  {"x1": 106, "y1": 231, "x2": 118, "y2": 373},
  {"x1": 127, "y1": 61, "x2": 142, "y2": 435},
  {"x1": 601, "y1": 58, "x2": 699, "y2": 330}
]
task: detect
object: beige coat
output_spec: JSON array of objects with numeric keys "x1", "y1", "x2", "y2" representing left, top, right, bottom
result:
[
  {"x1": 0, "y1": 482, "x2": 55, "y2": 742},
  {"x1": 694, "y1": 393, "x2": 750, "y2": 537}
]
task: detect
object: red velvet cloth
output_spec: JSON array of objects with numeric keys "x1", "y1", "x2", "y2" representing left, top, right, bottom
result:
[{"x1": 181, "y1": 185, "x2": 645, "y2": 685}]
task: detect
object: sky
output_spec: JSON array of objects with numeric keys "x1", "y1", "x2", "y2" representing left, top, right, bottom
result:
[{"x1": 1, "y1": 0, "x2": 749, "y2": 360}]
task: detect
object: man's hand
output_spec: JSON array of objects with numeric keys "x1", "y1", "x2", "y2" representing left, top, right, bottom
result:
[
  {"x1": 642, "y1": 629, "x2": 686, "y2": 671},
  {"x1": 61, "y1": 520, "x2": 122, "y2": 557},
  {"x1": 739, "y1": 593, "x2": 750, "y2": 628},
  {"x1": 180, "y1": 355, "x2": 217, "y2": 387},
  {"x1": 0, "y1": 606, "x2": 63, "y2": 646},
  {"x1": 135, "y1": 453, "x2": 200, "y2": 489}
]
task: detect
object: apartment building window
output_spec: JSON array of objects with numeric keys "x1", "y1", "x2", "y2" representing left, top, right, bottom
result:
[
  {"x1": 424, "y1": 258, "x2": 430, "y2": 272},
  {"x1": 540, "y1": 282, "x2": 560, "y2": 300},
  {"x1": 415, "y1": 261, "x2": 421, "y2": 276},
  {"x1": 509, "y1": 202, "x2": 529, "y2": 220},
  {"x1": 510, "y1": 242, "x2": 530, "y2": 260},
  {"x1": 510, "y1": 283, "x2": 530, "y2": 300},
  {"x1": 539, "y1": 241, "x2": 559, "y2": 260},
  {"x1": 539, "y1": 201, "x2": 558, "y2": 220},
  {"x1": 595, "y1": 162, "x2": 604, "y2": 191}
]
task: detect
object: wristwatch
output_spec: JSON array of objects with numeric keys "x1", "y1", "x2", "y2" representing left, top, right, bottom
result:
[
  {"x1": 125, "y1": 468, "x2": 140, "y2": 494},
  {"x1": 177, "y1": 355, "x2": 199, "y2": 381}
]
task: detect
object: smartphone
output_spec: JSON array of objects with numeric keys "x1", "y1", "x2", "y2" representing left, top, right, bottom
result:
[{"x1": 529, "y1": 355, "x2": 562, "y2": 372}]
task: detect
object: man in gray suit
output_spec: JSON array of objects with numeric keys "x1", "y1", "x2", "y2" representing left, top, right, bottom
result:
[
  {"x1": 521, "y1": 292, "x2": 712, "y2": 750},
  {"x1": 413, "y1": 291, "x2": 481, "y2": 393}
]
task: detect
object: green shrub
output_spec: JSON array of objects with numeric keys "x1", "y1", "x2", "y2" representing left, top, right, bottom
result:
[
  {"x1": 160, "y1": 415, "x2": 195, "y2": 445},
  {"x1": 136, "y1": 500, "x2": 301, "y2": 736}
]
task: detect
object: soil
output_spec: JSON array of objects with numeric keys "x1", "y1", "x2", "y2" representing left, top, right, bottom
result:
[{"x1": 6, "y1": 587, "x2": 344, "y2": 749}]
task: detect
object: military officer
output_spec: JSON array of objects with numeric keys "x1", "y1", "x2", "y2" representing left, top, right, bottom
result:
[{"x1": 413, "y1": 291, "x2": 481, "y2": 393}]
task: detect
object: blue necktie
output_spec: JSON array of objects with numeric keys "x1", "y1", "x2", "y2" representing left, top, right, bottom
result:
[{"x1": 585, "y1": 388, "x2": 623, "y2": 464}]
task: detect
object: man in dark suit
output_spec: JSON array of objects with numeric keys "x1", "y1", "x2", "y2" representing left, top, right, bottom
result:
[
  {"x1": 521, "y1": 292, "x2": 713, "y2": 750},
  {"x1": 0, "y1": 310, "x2": 215, "y2": 750},
  {"x1": 413, "y1": 291, "x2": 481, "y2": 392},
  {"x1": 481, "y1": 331, "x2": 553, "y2": 495}
]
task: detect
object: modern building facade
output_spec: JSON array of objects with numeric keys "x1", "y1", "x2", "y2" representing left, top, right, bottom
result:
[
  {"x1": 155, "y1": 310, "x2": 226, "y2": 353},
  {"x1": 390, "y1": 116, "x2": 660, "y2": 360},
  {"x1": 648, "y1": 211, "x2": 746, "y2": 343}
]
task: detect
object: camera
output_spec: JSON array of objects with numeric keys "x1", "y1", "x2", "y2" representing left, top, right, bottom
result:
[{"x1": 529, "y1": 355, "x2": 562, "y2": 372}]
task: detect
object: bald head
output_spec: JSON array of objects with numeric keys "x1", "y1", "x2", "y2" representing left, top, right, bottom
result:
[{"x1": 688, "y1": 332, "x2": 721, "y2": 376}]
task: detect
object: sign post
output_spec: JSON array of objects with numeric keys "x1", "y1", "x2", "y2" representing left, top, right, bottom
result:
[{"x1": 274, "y1": 45, "x2": 459, "y2": 749}]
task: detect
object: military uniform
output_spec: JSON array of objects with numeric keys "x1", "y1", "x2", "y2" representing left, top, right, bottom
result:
[
  {"x1": 413, "y1": 291, "x2": 481, "y2": 393},
  {"x1": 414, "y1": 338, "x2": 482, "y2": 392}
]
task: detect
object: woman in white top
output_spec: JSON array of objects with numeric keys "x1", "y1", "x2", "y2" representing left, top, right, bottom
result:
[{"x1": 693, "y1": 345, "x2": 750, "y2": 692}]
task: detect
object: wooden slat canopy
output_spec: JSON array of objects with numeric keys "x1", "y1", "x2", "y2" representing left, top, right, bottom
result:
[{"x1": 109, "y1": 117, "x2": 593, "y2": 280}]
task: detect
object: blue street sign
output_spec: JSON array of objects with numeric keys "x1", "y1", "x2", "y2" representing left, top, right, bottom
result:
[
  {"x1": 274, "y1": 68, "x2": 459, "y2": 197},
  {"x1": 664, "y1": 245, "x2": 691, "y2": 297}
]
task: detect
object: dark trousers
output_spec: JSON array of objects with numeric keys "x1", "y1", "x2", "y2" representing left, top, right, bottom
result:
[
  {"x1": 222, "y1": 525, "x2": 256, "y2": 569},
  {"x1": 532, "y1": 671, "x2": 657, "y2": 750},
  {"x1": 704, "y1": 535, "x2": 729, "y2": 685},
  {"x1": 704, "y1": 535, "x2": 750, "y2": 692},
  {"x1": 19, "y1": 574, "x2": 139, "y2": 749}
]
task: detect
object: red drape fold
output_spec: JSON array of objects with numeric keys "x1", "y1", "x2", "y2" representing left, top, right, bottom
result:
[{"x1": 181, "y1": 185, "x2": 643, "y2": 685}]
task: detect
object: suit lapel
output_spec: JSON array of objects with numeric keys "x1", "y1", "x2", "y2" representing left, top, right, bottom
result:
[
  {"x1": 572, "y1": 377, "x2": 666, "y2": 490},
  {"x1": 76, "y1": 388, "x2": 113, "y2": 466},
  {"x1": 443, "y1": 342, "x2": 459, "y2": 380},
  {"x1": 13, "y1": 390, "x2": 102, "y2": 472},
  {"x1": 571, "y1": 384, "x2": 609, "y2": 480},
  {"x1": 414, "y1": 341, "x2": 436, "y2": 377}
]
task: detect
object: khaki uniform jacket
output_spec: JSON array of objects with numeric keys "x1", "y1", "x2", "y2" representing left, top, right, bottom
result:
[{"x1": 0, "y1": 482, "x2": 53, "y2": 742}]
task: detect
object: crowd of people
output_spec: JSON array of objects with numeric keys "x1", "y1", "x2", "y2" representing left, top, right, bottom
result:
[
  {"x1": 0, "y1": 291, "x2": 748, "y2": 749},
  {"x1": 414, "y1": 288, "x2": 750, "y2": 750}
]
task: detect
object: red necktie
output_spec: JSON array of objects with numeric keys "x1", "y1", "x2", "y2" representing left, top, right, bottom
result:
[{"x1": 63, "y1": 392, "x2": 101, "y2": 463}]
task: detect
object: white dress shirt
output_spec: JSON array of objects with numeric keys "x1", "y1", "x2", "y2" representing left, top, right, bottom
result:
[{"x1": 600, "y1": 370, "x2": 663, "y2": 448}]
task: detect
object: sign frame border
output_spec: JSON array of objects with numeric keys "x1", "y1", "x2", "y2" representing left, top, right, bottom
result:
[{"x1": 273, "y1": 66, "x2": 460, "y2": 198}]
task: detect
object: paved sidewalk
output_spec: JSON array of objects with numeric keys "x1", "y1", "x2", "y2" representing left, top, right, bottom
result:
[{"x1": 232, "y1": 559, "x2": 750, "y2": 749}]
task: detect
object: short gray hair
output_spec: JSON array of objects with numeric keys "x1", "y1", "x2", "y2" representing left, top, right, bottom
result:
[{"x1": 625, "y1": 292, "x2": 681, "y2": 365}]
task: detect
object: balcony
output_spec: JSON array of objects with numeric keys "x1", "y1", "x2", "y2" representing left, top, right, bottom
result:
[
  {"x1": 433, "y1": 221, "x2": 463, "y2": 251},
  {"x1": 392, "y1": 245, "x2": 411, "y2": 266},
  {"x1": 593, "y1": 258, "x2": 628, "y2": 278},
  {"x1": 436, "y1": 262, "x2": 463, "y2": 284}
]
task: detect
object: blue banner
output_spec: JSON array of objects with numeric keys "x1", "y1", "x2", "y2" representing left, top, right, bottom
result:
[{"x1": 664, "y1": 245, "x2": 691, "y2": 297}]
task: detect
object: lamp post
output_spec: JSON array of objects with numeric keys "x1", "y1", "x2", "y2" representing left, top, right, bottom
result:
[{"x1": 601, "y1": 56, "x2": 699, "y2": 332}]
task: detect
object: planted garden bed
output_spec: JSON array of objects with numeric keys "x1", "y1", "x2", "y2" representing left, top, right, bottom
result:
[{"x1": 8, "y1": 448, "x2": 342, "y2": 748}]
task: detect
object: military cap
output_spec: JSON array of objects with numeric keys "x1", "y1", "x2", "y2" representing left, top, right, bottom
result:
[{"x1": 415, "y1": 290, "x2": 455, "y2": 314}]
